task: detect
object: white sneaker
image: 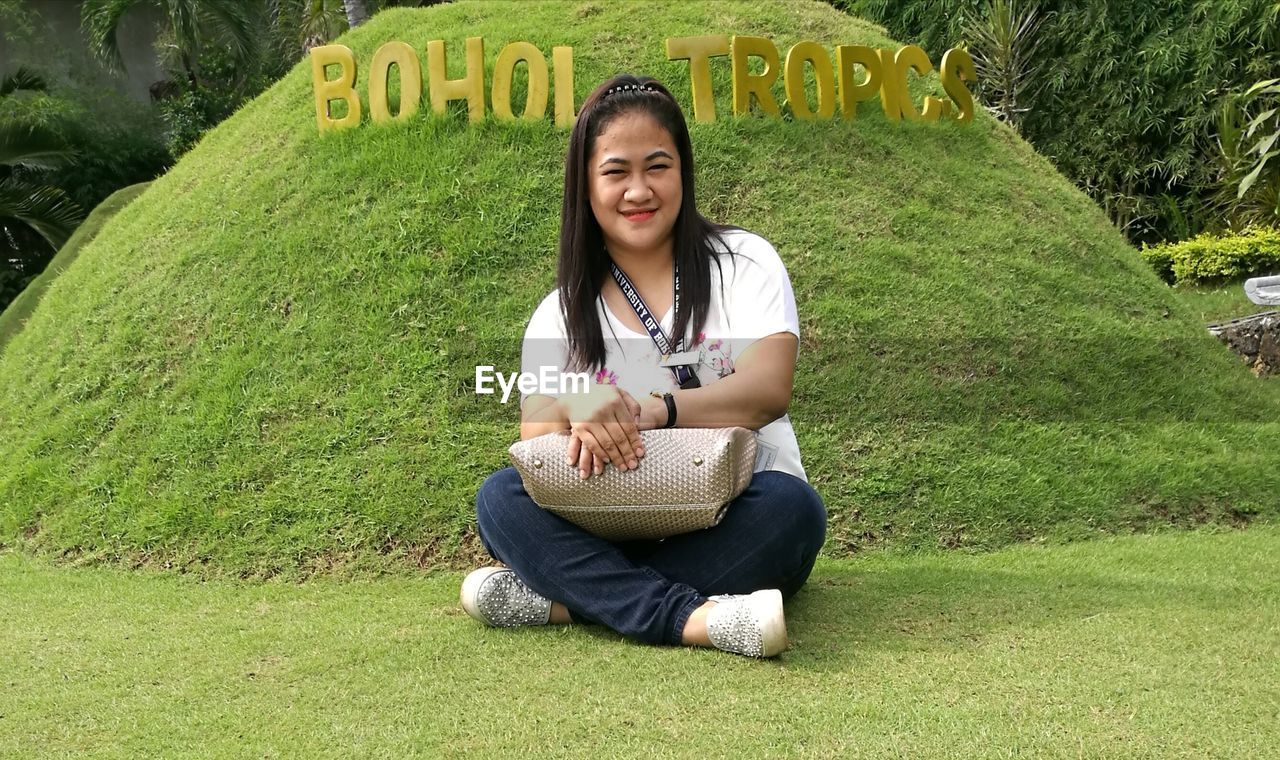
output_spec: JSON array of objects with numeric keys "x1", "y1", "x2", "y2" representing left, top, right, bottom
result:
[
  {"x1": 460, "y1": 567, "x2": 553, "y2": 627},
  {"x1": 705, "y1": 589, "x2": 788, "y2": 657}
]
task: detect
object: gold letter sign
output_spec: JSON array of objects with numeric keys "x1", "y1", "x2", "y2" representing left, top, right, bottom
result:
[{"x1": 309, "y1": 36, "x2": 975, "y2": 131}]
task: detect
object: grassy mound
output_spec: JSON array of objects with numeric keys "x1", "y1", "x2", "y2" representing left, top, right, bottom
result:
[{"x1": 1, "y1": 0, "x2": 1277, "y2": 576}]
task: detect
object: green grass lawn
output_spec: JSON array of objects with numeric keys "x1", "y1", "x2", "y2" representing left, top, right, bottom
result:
[
  {"x1": 1168, "y1": 283, "x2": 1276, "y2": 378},
  {"x1": 1172, "y1": 283, "x2": 1276, "y2": 325},
  {"x1": 3, "y1": 526, "x2": 1277, "y2": 757}
]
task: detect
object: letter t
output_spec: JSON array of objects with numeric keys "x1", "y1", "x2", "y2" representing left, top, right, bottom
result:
[{"x1": 666, "y1": 35, "x2": 730, "y2": 123}]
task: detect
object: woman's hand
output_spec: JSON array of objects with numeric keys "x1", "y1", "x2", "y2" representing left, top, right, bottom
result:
[{"x1": 559, "y1": 384, "x2": 646, "y2": 479}]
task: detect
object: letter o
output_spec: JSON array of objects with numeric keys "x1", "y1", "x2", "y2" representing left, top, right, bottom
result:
[
  {"x1": 492, "y1": 41, "x2": 550, "y2": 122},
  {"x1": 369, "y1": 41, "x2": 422, "y2": 124},
  {"x1": 784, "y1": 41, "x2": 835, "y2": 120}
]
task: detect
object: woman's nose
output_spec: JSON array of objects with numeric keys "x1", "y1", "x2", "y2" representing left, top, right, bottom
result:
[{"x1": 623, "y1": 174, "x2": 653, "y2": 202}]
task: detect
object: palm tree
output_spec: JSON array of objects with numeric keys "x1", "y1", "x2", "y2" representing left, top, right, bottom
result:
[
  {"x1": 342, "y1": 0, "x2": 370, "y2": 28},
  {"x1": 267, "y1": 0, "x2": 349, "y2": 59},
  {"x1": 0, "y1": 69, "x2": 83, "y2": 267},
  {"x1": 81, "y1": 0, "x2": 259, "y2": 88}
]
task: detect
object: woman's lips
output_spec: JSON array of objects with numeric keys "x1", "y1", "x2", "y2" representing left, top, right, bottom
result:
[{"x1": 623, "y1": 210, "x2": 655, "y2": 222}]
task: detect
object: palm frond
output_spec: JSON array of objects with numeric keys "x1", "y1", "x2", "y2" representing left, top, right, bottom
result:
[
  {"x1": 197, "y1": 0, "x2": 261, "y2": 68},
  {"x1": 81, "y1": 0, "x2": 143, "y2": 72},
  {"x1": 166, "y1": 0, "x2": 204, "y2": 65},
  {"x1": 0, "y1": 67, "x2": 48, "y2": 97},
  {"x1": 0, "y1": 122, "x2": 75, "y2": 170},
  {"x1": 0, "y1": 179, "x2": 83, "y2": 251}
]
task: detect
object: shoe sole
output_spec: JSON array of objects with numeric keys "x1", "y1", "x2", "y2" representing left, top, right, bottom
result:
[
  {"x1": 753, "y1": 589, "x2": 789, "y2": 657},
  {"x1": 460, "y1": 566, "x2": 508, "y2": 624}
]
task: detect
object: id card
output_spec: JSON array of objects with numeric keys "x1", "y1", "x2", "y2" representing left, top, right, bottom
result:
[
  {"x1": 754, "y1": 437, "x2": 779, "y2": 471},
  {"x1": 658, "y1": 350, "x2": 701, "y2": 368}
]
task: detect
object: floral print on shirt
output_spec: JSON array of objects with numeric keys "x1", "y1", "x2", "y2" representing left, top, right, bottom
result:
[{"x1": 696, "y1": 332, "x2": 735, "y2": 379}]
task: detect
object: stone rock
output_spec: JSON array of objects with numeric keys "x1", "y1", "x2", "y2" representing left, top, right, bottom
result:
[
  {"x1": 1208, "y1": 311, "x2": 1280, "y2": 377},
  {"x1": 1244, "y1": 275, "x2": 1280, "y2": 305}
]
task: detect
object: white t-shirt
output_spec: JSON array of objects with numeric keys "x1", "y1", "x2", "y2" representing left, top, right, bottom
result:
[{"x1": 520, "y1": 229, "x2": 807, "y2": 481}]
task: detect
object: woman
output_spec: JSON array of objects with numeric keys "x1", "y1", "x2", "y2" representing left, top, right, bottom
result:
[{"x1": 464, "y1": 74, "x2": 826, "y2": 658}]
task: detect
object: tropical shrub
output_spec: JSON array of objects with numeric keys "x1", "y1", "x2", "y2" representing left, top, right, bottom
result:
[
  {"x1": 1143, "y1": 226, "x2": 1280, "y2": 286},
  {"x1": 54, "y1": 110, "x2": 170, "y2": 212},
  {"x1": 828, "y1": 0, "x2": 1280, "y2": 244},
  {"x1": 1208, "y1": 78, "x2": 1280, "y2": 229},
  {"x1": 0, "y1": 70, "x2": 169, "y2": 223},
  {"x1": 155, "y1": 49, "x2": 259, "y2": 157},
  {"x1": 1139, "y1": 241, "x2": 1176, "y2": 284},
  {"x1": 960, "y1": 0, "x2": 1044, "y2": 130}
]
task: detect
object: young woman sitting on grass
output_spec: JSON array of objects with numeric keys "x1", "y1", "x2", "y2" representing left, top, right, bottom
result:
[{"x1": 462, "y1": 74, "x2": 826, "y2": 658}]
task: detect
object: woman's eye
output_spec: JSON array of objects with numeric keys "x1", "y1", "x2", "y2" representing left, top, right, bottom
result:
[
  {"x1": 648, "y1": 164, "x2": 669, "y2": 171},
  {"x1": 603, "y1": 169, "x2": 624, "y2": 176}
]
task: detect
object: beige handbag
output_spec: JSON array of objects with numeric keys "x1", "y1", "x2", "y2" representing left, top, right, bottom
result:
[{"x1": 507, "y1": 428, "x2": 758, "y2": 541}]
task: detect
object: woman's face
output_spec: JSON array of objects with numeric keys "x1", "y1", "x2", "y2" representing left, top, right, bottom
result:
[{"x1": 587, "y1": 110, "x2": 683, "y2": 260}]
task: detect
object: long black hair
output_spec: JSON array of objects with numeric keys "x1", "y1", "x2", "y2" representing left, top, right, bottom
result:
[{"x1": 558, "y1": 73, "x2": 730, "y2": 372}]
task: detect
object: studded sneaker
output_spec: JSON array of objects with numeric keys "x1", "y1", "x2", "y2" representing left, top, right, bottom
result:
[
  {"x1": 705, "y1": 589, "x2": 788, "y2": 658},
  {"x1": 460, "y1": 567, "x2": 553, "y2": 627}
]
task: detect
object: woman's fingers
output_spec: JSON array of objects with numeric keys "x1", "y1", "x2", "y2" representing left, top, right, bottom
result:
[
  {"x1": 598, "y1": 420, "x2": 635, "y2": 470},
  {"x1": 601, "y1": 419, "x2": 638, "y2": 470},
  {"x1": 566, "y1": 434, "x2": 580, "y2": 466},
  {"x1": 575, "y1": 433, "x2": 612, "y2": 479},
  {"x1": 561, "y1": 387, "x2": 648, "y2": 468},
  {"x1": 576, "y1": 435, "x2": 595, "y2": 479},
  {"x1": 569, "y1": 422, "x2": 645, "y2": 477},
  {"x1": 616, "y1": 390, "x2": 646, "y2": 457},
  {"x1": 572, "y1": 428, "x2": 611, "y2": 476}
]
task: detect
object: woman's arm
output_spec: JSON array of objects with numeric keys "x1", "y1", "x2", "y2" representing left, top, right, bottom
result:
[
  {"x1": 522, "y1": 331, "x2": 796, "y2": 464},
  {"x1": 635, "y1": 332, "x2": 798, "y2": 430},
  {"x1": 519, "y1": 394, "x2": 571, "y2": 441}
]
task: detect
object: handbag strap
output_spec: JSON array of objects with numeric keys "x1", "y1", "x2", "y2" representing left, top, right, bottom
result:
[{"x1": 609, "y1": 261, "x2": 700, "y2": 388}]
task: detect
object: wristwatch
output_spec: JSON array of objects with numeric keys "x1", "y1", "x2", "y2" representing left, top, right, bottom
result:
[{"x1": 661, "y1": 392, "x2": 677, "y2": 428}]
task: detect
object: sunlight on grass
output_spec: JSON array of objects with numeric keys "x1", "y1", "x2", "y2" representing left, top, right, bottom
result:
[{"x1": 2, "y1": 527, "x2": 1277, "y2": 756}]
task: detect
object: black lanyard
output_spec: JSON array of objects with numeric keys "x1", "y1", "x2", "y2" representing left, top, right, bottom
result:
[{"x1": 609, "y1": 261, "x2": 701, "y2": 389}]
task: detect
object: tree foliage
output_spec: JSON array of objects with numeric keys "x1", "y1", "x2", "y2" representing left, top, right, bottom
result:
[
  {"x1": 81, "y1": 0, "x2": 259, "y2": 87},
  {"x1": 831, "y1": 0, "x2": 1280, "y2": 243},
  {"x1": 0, "y1": 69, "x2": 84, "y2": 315}
]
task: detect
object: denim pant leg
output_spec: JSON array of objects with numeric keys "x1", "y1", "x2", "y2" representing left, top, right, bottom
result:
[
  {"x1": 620, "y1": 470, "x2": 827, "y2": 600},
  {"x1": 475, "y1": 467, "x2": 706, "y2": 646}
]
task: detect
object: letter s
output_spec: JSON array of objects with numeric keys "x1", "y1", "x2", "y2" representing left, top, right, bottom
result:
[{"x1": 940, "y1": 48, "x2": 977, "y2": 123}]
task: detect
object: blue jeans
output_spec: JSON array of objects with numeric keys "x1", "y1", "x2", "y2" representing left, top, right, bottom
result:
[{"x1": 475, "y1": 467, "x2": 827, "y2": 646}]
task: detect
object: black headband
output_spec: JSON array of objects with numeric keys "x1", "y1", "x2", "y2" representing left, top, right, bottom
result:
[{"x1": 604, "y1": 83, "x2": 659, "y2": 98}]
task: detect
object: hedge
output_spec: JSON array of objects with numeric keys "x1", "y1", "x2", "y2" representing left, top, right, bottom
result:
[{"x1": 1142, "y1": 227, "x2": 1280, "y2": 285}]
